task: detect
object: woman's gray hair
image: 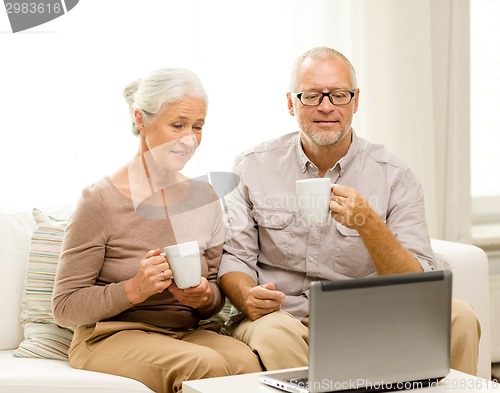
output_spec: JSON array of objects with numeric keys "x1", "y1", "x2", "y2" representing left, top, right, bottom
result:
[
  {"x1": 123, "y1": 67, "x2": 208, "y2": 135},
  {"x1": 289, "y1": 47, "x2": 357, "y2": 91}
]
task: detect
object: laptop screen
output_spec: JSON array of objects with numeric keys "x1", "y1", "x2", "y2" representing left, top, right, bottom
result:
[{"x1": 308, "y1": 271, "x2": 451, "y2": 391}]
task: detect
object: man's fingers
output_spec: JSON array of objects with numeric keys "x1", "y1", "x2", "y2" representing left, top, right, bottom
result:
[{"x1": 252, "y1": 284, "x2": 285, "y2": 301}]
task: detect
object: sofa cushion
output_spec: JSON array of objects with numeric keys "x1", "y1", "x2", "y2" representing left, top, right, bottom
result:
[
  {"x1": 433, "y1": 251, "x2": 453, "y2": 271},
  {"x1": 14, "y1": 322, "x2": 73, "y2": 360},
  {"x1": 0, "y1": 350, "x2": 153, "y2": 392},
  {"x1": 0, "y1": 209, "x2": 34, "y2": 350},
  {"x1": 14, "y1": 208, "x2": 73, "y2": 360}
]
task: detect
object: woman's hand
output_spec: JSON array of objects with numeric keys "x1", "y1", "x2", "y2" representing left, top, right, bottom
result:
[
  {"x1": 168, "y1": 277, "x2": 212, "y2": 309},
  {"x1": 125, "y1": 249, "x2": 173, "y2": 304}
]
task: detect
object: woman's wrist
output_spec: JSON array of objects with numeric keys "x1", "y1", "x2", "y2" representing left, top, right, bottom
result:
[
  {"x1": 125, "y1": 277, "x2": 146, "y2": 305},
  {"x1": 195, "y1": 282, "x2": 222, "y2": 317}
]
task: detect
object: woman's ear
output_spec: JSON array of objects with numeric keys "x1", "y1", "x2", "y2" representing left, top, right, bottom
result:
[{"x1": 134, "y1": 109, "x2": 146, "y2": 134}]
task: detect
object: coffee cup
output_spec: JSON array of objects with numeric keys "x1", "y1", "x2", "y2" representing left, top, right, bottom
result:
[
  {"x1": 163, "y1": 240, "x2": 201, "y2": 289},
  {"x1": 296, "y1": 178, "x2": 335, "y2": 225}
]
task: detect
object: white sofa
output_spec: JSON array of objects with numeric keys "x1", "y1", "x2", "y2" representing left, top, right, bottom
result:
[
  {"x1": 0, "y1": 207, "x2": 492, "y2": 392},
  {"x1": 430, "y1": 238, "x2": 491, "y2": 379}
]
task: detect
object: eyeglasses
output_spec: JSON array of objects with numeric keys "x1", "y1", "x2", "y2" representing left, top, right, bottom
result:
[{"x1": 291, "y1": 90, "x2": 355, "y2": 106}]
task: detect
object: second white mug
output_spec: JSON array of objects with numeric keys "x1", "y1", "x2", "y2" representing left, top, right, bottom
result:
[{"x1": 296, "y1": 178, "x2": 335, "y2": 225}]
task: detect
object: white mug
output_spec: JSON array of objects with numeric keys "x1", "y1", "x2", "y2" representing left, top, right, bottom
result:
[
  {"x1": 296, "y1": 178, "x2": 335, "y2": 225},
  {"x1": 163, "y1": 240, "x2": 201, "y2": 289}
]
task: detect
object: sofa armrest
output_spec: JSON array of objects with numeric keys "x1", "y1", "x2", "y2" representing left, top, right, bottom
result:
[{"x1": 431, "y1": 239, "x2": 491, "y2": 379}]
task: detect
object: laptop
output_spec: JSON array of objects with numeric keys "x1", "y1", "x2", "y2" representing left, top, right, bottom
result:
[{"x1": 259, "y1": 270, "x2": 452, "y2": 393}]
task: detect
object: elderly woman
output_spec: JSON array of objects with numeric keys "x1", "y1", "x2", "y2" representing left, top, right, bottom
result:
[{"x1": 52, "y1": 68, "x2": 262, "y2": 393}]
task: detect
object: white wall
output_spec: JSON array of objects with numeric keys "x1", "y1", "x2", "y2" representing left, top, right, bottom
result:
[{"x1": 0, "y1": 0, "x2": 473, "y2": 242}]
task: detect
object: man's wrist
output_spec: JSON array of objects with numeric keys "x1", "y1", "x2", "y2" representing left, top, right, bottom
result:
[{"x1": 351, "y1": 207, "x2": 380, "y2": 234}]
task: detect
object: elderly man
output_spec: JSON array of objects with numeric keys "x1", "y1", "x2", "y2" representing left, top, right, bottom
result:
[{"x1": 218, "y1": 46, "x2": 480, "y2": 375}]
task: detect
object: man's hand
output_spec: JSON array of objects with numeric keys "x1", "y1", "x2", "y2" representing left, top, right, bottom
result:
[
  {"x1": 220, "y1": 273, "x2": 286, "y2": 321},
  {"x1": 329, "y1": 184, "x2": 374, "y2": 230},
  {"x1": 243, "y1": 282, "x2": 286, "y2": 320}
]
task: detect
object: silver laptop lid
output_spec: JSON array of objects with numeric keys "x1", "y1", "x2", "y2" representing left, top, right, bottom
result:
[{"x1": 308, "y1": 270, "x2": 451, "y2": 392}]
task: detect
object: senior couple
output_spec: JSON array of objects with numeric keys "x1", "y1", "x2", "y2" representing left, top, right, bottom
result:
[{"x1": 52, "y1": 47, "x2": 480, "y2": 393}]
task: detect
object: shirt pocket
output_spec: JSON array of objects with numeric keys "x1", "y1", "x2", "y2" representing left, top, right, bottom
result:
[
  {"x1": 252, "y1": 207, "x2": 293, "y2": 267},
  {"x1": 335, "y1": 222, "x2": 360, "y2": 237},
  {"x1": 330, "y1": 222, "x2": 375, "y2": 278}
]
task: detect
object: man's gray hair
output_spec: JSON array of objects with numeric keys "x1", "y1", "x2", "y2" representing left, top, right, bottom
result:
[{"x1": 289, "y1": 47, "x2": 357, "y2": 91}]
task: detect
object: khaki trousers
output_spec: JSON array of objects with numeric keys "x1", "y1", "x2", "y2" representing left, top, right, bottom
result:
[
  {"x1": 68, "y1": 321, "x2": 262, "y2": 393},
  {"x1": 231, "y1": 298, "x2": 481, "y2": 375}
]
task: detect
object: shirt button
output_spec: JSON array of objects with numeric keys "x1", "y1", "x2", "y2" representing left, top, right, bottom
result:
[{"x1": 309, "y1": 257, "x2": 315, "y2": 262}]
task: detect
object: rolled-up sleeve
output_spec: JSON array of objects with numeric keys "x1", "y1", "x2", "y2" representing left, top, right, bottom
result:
[
  {"x1": 386, "y1": 168, "x2": 436, "y2": 272},
  {"x1": 218, "y1": 156, "x2": 260, "y2": 283}
]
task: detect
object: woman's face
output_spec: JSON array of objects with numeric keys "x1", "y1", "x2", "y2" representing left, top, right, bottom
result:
[{"x1": 137, "y1": 95, "x2": 206, "y2": 172}]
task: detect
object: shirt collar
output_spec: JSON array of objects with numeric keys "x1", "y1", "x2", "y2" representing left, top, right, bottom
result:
[
  {"x1": 295, "y1": 129, "x2": 361, "y2": 175},
  {"x1": 337, "y1": 130, "x2": 360, "y2": 175},
  {"x1": 296, "y1": 133, "x2": 310, "y2": 173}
]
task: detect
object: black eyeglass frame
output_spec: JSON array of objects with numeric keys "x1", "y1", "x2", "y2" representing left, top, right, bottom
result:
[{"x1": 291, "y1": 90, "x2": 356, "y2": 106}]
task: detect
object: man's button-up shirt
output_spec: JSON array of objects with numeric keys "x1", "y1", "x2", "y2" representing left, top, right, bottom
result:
[{"x1": 219, "y1": 131, "x2": 435, "y2": 319}]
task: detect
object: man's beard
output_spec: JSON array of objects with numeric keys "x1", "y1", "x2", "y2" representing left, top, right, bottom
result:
[{"x1": 302, "y1": 125, "x2": 348, "y2": 147}]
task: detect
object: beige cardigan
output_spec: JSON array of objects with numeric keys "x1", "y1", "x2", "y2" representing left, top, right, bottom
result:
[{"x1": 52, "y1": 176, "x2": 225, "y2": 330}]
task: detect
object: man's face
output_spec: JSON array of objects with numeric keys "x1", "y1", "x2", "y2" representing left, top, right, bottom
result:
[{"x1": 287, "y1": 57, "x2": 359, "y2": 147}]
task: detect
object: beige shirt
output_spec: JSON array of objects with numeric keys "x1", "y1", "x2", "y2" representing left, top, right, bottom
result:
[
  {"x1": 53, "y1": 176, "x2": 225, "y2": 330},
  {"x1": 219, "y1": 131, "x2": 435, "y2": 319}
]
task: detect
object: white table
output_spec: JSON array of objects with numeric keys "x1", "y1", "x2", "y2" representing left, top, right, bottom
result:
[{"x1": 183, "y1": 368, "x2": 500, "y2": 392}]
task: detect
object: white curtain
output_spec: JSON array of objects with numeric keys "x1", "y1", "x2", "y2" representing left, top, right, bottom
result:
[
  {"x1": 430, "y1": 0, "x2": 471, "y2": 242},
  {"x1": 348, "y1": 0, "x2": 471, "y2": 241}
]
